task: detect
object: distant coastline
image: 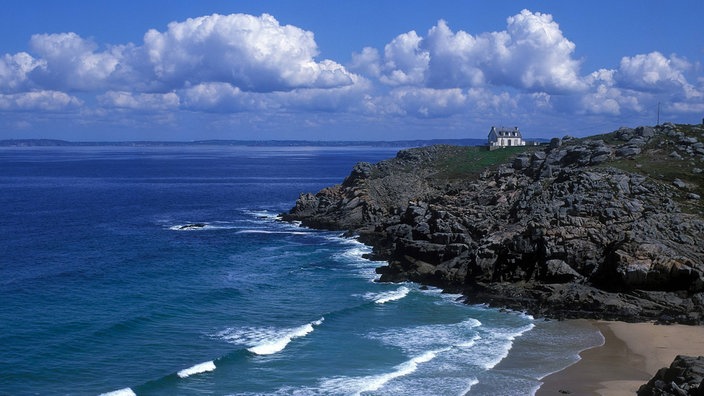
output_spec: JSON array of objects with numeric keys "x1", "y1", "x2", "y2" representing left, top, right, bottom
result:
[{"x1": 0, "y1": 138, "x2": 505, "y2": 148}]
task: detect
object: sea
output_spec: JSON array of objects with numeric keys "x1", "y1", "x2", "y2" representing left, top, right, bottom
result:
[{"x1": 0, "y1": 145, "x2": 604, "y2": 396}]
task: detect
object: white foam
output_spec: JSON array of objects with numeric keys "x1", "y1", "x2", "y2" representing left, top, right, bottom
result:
[
  {"x1": 458, "y1": 378, "x2": 479, "y2": 396},
  {"x1": 218, "y1": 318, "x2": 324, "y2": 356},
  {"x1": 365, "y1": 286, "x2": 410, "y2": 304},
  {"x1": 177, "y1": 360, "x2": 216, "y2": 378},
  {"x1": 168, "y1": 222, "x2": 240, "y2": 231},
  {"x1": 457, "y1": 334, "x2": 481, "y2": 348},
  {"x1": 476, "y1": 322, "x2": 536, "y2": 370},
  {"x1": 321, "y1": 349, "x2": 447, "y2": 395},
  {"x1": 368, "y1": 318, "x2": 482, "y2": 354},
  {"x1": 235, "y1": 229, "x2": 310, "y2": 235},
  {"x1": 99, "y1": 388, "x2": 137, "y2": 396},
  {"x1": 243, "y1": 210, "x2": 280, "y2": 220}
]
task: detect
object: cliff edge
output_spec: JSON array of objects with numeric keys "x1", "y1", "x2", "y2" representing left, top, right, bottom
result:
[{"x1": 283, "y1": 123, "x2": 704, "y2": 324}]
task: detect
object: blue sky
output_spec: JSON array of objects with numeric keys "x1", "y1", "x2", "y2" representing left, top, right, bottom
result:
[{"x1": 1, "y1": 1, "x2": 703, "y2": 141}]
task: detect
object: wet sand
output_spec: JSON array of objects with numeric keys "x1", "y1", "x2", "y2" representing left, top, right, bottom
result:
[{"x1": 537, "y1": 320, "x2": 704, "y2": 395}]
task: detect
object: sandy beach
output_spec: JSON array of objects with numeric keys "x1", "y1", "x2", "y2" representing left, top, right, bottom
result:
[{"x1": 537, "y1": 320, "x2": 704, "y2": 395}]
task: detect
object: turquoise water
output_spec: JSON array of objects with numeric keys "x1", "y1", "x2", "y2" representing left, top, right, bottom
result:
[{"x1": 0, "y1": 146, "x2": 601, "y2": 395}]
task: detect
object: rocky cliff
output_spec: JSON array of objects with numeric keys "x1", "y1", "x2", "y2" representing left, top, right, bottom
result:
[{"x1": 283, "y1": 123, "x2": 704, "y2": 324}]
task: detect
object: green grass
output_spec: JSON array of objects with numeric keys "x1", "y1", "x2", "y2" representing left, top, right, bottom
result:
[{"x1": 435, "y1": 146, "x2": 536, "y2": 179}]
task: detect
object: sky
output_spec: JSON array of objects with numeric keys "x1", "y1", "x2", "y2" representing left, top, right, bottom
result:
[{"x1": 1, "y1": 1, "x2": 703, "y2": 141}]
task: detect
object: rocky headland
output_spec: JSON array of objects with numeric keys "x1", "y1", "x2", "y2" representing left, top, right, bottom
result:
[{"x1": 283, "y1": 123, "x2": 704, "y2": 325}]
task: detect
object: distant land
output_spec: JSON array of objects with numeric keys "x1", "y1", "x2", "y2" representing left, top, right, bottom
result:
[{"x1": 0, "y1": 138, "x2": 508, "y2": 148}]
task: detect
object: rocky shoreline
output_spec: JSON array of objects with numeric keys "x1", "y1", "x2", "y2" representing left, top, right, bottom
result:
[{"x1": 283, "y1": 123, "x2": 704, "y2": 325}]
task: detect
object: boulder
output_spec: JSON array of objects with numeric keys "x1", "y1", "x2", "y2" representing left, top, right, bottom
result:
[
  {"x1": 616, "y1": 146, "x2": 642, "y2": 157},
  {"x1": 541, "y1": 259, "x2": 584, "y2": 283},
  {"x1": 638, "y1": 355, "x2": 704, "y2": 396}
]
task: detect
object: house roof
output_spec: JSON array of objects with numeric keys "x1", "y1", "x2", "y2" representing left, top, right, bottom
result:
[{"x1": 489, "y1": 126, "x2": 522, "y2": 138}]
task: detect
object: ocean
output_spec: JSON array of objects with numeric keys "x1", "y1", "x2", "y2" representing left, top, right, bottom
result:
[{"x1": 0, "y1": 145, "x2": 603, "y2": 396}]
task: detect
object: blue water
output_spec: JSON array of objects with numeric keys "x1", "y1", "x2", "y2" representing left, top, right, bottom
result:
[{"x1": 0, "y1": 146, "x2": 602, "y2": 396}]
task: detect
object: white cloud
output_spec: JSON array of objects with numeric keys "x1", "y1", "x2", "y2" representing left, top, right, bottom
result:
[
  {"x1": 379, "y1": 30, "x2": 429, "y2": 86},
  {"x1": 423, "y1": 20, "x2": 486, "y2": 88},
  {"x1": 384, "y1": 87, "x2": 466, "y2": 117},
  {"x1": 0, "y1": 52, "x2": 44, "y2": 92},
  {"x1": 349, "y1": 47, "x2": 382, "y2": 78},
  {"x1": 616, "y1": 52, "x2": 694, "y2": 93},
  {"x1": 0, "y1": 90, "x2": 82, "y2": 111},
  {"x1": 181, "y1": 82, "x2": 274, "y2": 112},
  {"x1": 98, "y1": 91, "x2": 180, "y2": 111},
  {"x1": 465, "y1": 88, "x2": 519, "y2": 113},
  {"x1": 28, "y1": 33, "x2": 130, "y2": 91},
  {"x1": 0, "y1": 9, "x2": 703, "y2": 138},
  {"x1": 142, "y1": 13, "x2": 356, "y2": 92},
  {"x1": 576, "y1": 68, "x2": 642, "y2": 115},
  {"x1": 498, "y1": 10, "x2": 585, "y2": 92},
  {"x1": 361, "y1": 10, "x2": 585, "y2": 93}
]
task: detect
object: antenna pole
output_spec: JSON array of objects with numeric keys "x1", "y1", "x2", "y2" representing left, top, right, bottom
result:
[{"x1": 657, "y1": 102, "x2": 660, "y2": 126}]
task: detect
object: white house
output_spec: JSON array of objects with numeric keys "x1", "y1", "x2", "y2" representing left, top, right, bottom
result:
[{"x1": 488, "y1": 126, "x2": 525, "y2": 147}]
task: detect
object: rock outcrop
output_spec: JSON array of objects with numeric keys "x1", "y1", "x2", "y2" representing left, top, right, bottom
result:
[
  {"x1": 283, "y1": 123, "x2": 704, "y2": 324},
  {"x1": 638, "y1": 355, "x2": 704, "y2": 395}
]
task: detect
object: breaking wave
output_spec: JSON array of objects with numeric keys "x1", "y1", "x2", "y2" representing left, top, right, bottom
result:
[
  {"x1": 176, "y1": 360, "x2": 216, "y2": 378},
  {"x1": 216, "y1": 318, "x2": 324, "y2": 356},
  {"x1": 364, "y1": 286, "x2": 410, "y2": 304}
]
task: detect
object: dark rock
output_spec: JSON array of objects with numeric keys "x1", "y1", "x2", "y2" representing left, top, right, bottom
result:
[
  {"x1": 616, "y1": 146, "x2": 642, "y2": 157},
  {"x1": 638, "y1": 355, "x2": 704, "y2": 395},
  {"x1": 178, "y1": 223, "x2": 207, "y2": 230},
  {"x1": 674, "y1": 179, "x2": 687, "y2": 189},
  {"x1": 513, "y1": 155, "x2": 531, "y2": 170},
  {"x1": 636, "y1": 126, "x2": 656, "y2": 139}
]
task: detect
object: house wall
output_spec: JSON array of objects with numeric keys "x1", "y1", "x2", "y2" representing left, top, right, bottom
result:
[{"x1": 490, "y1": 137, "x2": 525, "y2": 147}]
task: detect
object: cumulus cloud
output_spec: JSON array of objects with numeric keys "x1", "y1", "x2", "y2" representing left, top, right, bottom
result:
[
  {"x1": 0, "y1": 52, "x2": 44, "y2": 92},
  {"x1": 0, "y1": 9, "x2": 703, "y2": 137},
  {"x1": 98, "y1": 91, "x2": 180, "y2": 111},
  {"x1": 575, "y1": 68, "x2": 640, "y2": 115},
  {"x1": 498, "y1": 10, "x2": 585, "y2": 92},
  {"x1": 143, "y1": 13, "x2": 356, "y2": 92},
  {"x1": 379, "y1": 31, "x2": 429, "y2": 86},
  {"x1": 357, "y1": 10, "x2": 585, "y2": 93},
  {"x1": 180, "y1": 82, "x2": 274, "y2": 112},
  {"x1": 4, "y1": 13, "x2": 360, "y2": 96},
  {"x1": 28, "y1": 32, "x2": 133, "y2": 91},
  {"x1": 616, "y1": 52, "x2": 701, "y2": 99},
  {"x1": 349, "y1": 47, "x2": 382, "y2": 78},
  {"x1": 384, "y1": 87, "x2": 466, "y2": 117},
  {"x1": 0, "y1": 90, "x2": 82, "y2": 111}
]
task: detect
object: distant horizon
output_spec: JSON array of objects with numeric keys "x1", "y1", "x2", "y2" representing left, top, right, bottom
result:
[
  {"x1": 0, "y1": 136, "x2": 493, "y2": 146},
  {"x1": 1, "y1": 1, "x2": 702, "y2": 141}
]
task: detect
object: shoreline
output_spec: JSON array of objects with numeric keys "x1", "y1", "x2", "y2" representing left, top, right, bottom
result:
[{"x1": 536, "y1": 320, "x2": 704, "y2": 395}]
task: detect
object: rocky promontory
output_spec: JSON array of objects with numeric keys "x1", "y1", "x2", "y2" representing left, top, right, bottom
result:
[{"x1": 283, "y1": 123, "x2": 704, "y2": 324}]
